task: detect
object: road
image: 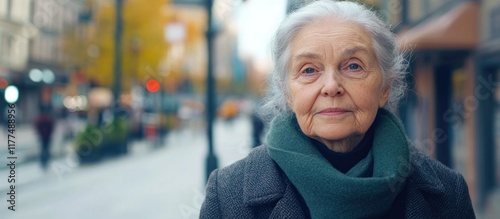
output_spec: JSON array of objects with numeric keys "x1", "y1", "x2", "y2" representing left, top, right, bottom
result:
[{"x1": 0, "y1": 116, "x2": 253, "y2": 219}]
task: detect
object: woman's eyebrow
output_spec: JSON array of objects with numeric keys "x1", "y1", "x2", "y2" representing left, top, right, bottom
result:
[
  {"x1": 294, "y1": 52, "x2": 322, "y2": 61},
  {"x1": 341, "y1": 46, "x2": 369, "y2": 57},
  {"x1": 294, "y1": 46, "x2": 369, "y2": 62}
]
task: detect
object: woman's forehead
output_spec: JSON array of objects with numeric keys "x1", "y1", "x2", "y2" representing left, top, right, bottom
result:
[
  {"x1": 289, "y1": 22, "x2": 374, "y2": 62},
  {"x1": 291, "y1": 18, "x2": 373, "y2": 51}
]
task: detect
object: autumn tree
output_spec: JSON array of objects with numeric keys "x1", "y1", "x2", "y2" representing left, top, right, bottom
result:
[{"x1": 63, "y1": 0, "x2": 172, "y2": 91}]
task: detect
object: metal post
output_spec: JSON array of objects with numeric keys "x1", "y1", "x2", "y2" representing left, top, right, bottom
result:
[
  {"x1": 205, "y1": 0, "x2": 218, "y2": 182},
  {"x1": 113, "y1": 0, "x2": 124, "y2": 110}
]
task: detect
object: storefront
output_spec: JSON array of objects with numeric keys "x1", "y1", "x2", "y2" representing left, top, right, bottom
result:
[
  {"x1": 396, "y1": 0, "x2": 479, "y2": 201},
  {"x1": 468, "y1": 0, "x2": 500, "y2": 209},
  {"x1": 13, "y1": 61, "x2": 69, "y2": 124},
  {"x1": 474, "y1": 46, "x2": 499, "y2": 208},
  {"x1": 474, "y1": 0, "x2": 500, "y2": 207}
]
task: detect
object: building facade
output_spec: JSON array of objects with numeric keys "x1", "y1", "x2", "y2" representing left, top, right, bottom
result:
[
  {"x1": 475, "y1": 0, "x2": 500, "y2": 212},
  {"x1": 0, "y1": 0, "x2": 81, "y2": 123},
  {"x1": 0, "y1": 0, "x2": 35, "y2": 122},
  {"x1": 0, "y1": 0, "x2": 33, "y2": 74},
  {"x1": 381, "y1": 0, "x2": 500, "y2": 212}
]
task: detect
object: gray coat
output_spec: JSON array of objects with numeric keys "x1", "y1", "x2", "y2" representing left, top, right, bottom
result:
[{"x1": 200, "y1": 146, "x2": 475, "y2": 218}]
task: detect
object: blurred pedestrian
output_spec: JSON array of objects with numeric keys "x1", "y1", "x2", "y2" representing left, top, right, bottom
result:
[
  {"x1": 34, "y1": 105, "x2": 55, "y2": 170},
  {"x1": 200, "y1": 1, "x2": 474, "y2": 218}
]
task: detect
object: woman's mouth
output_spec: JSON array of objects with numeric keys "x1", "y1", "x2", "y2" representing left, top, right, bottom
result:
[{"x1": 317, "y1": 108, "x2": 350, "y2": 116}]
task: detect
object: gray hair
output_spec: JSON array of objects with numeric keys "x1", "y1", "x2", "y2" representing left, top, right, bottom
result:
[{"x1": 260, "y1": 0, "x2": 408, "y2": 121}]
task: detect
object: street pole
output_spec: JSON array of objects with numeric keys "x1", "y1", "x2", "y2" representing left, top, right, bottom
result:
[
  {"x1": 205, "y1": 0, "x2": 218, "y2": 182},
  {"x1": 113, "y1": 0, "x2": 124, "y2": 112}
]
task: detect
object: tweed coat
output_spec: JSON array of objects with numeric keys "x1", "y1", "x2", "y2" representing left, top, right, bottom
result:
[{"x1": 200, "y1": 145, "x2": 475, "y2": 219}]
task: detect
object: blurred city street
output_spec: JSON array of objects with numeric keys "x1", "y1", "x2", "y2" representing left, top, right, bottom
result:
[
  {"x1": 0, "y1": 115, "x2": 252, "y2": 219},
  {"x1": 1, "y1": 0, "x2": 500, "y2": 217}
]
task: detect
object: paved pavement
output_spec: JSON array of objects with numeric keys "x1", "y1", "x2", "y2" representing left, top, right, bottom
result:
[
  {"x1": 0, "y1": 115, "x2": 252, "y2": 219},
  {"x1": 0, "y1": 118, "x2": 85, "y2": 168}
]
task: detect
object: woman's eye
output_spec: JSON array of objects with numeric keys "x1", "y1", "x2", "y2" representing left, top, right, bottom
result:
[
  {"x1": 341, "y1": 61, "x2": 366, "y2": 78},
  {"x1": 347, "y1": 63, "x2": 361, "y2": 70},
  {"x1": 304, "y1": 68, "x2": 316, "y2": 74}
]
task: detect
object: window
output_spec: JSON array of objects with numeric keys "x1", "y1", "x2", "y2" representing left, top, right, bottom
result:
[
  {"x1": 0, "y1": 32, "x2": 7, "y2": 64},
  {"x1": 0, "y1": 0, "x2": 8, "y2": 18},
  {"x1": 10, "y1": 0, "x2": 30, "y2": 22}
]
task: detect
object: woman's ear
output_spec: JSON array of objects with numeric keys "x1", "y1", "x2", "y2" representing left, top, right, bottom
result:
[{"x1": 378, "y1": 86, "x2": 390, "y2": 108}]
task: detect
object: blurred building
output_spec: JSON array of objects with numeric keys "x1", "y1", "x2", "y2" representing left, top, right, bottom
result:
[
  {"x1": 0, "y1": 0, "x2": 34, "y2": 118},
  {"x1": 0, "y1": 0, "x2": 81, "y2": 123},
  {"x1": 380, "y1": 0, "x2": 500, "y2": 211},
  {"x1": 0, "y1": 0, "x2": 32, "y2": 73},
  {"x1": 388, "y1": 0, "x2": 478, "y2": 197}
]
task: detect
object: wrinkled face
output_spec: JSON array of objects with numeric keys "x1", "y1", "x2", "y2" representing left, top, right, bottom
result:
[{"x1": 287, "y1": 17, "x2": 389, "y2": 151}]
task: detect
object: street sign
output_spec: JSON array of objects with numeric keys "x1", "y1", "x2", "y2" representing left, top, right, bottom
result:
[{"x1": 164, "y1": 23, "x2": 186, "y2": 43}]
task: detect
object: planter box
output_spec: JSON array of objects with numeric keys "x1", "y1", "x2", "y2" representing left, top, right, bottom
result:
[{"x1": 77, "y1": 147, "x2": 102, "y2": 164}]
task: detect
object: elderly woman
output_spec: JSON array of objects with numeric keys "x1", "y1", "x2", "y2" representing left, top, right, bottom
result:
[{"x1": 200, "y1": 0, "x2": 475, "y2": 218}]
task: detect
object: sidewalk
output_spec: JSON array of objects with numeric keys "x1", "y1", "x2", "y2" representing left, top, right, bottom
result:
[
  {"x1": 0, "y1": 115, "x2": 252, "y2": 219},
  {"x1": 0, "y1": 139, "x2": 154, "y2": 192},
  {"x1": 0, "y1": 119, "x2": 85, "y2": 169},
  {"x1": 0, "y1": 124, "x2": 42, "y2": 166}
]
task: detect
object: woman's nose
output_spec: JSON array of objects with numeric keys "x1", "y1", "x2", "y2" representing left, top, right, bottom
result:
[{"x1": 321, "y1": 72, "x2": 344, "y2": 97}]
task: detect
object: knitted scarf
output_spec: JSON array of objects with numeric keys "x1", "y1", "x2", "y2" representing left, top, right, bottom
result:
[{"x1": 267, "y1": 108, "x2": 410, "y2": 219}]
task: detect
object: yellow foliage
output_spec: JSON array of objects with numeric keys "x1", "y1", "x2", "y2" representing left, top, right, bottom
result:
[
  {"x1": 70, "y1": 0, "x2": 173, "y2": 90},
  {"x1": 62, "y1": 0, "x2": 210, "y2": 93}
]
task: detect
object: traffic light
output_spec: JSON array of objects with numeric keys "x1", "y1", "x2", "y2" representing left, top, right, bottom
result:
[
  {"x1": 146, "y1": 79, "x2": 160, "y2": 93},
  {"x1": 0, "y1": 78, "x2": 8, "y2": 89}
]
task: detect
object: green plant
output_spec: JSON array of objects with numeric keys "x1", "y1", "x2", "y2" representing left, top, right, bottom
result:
[
  {"x1": 75, "y1": 123, "x2": 105, "y2": 163},
  {"x1": 75, "y1": 123, "x2": 104, "y2": 150},
  {"x1": 102, "y1": 118, "x2": 129, "y2": 141}
]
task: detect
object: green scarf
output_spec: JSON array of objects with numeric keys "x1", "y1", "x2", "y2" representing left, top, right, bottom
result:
[{"x1": 267, "y1": 108, "x2": 410, "y2": 219}]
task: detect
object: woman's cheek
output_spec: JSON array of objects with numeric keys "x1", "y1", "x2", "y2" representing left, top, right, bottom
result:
[{"x1": 296, "y1": 91, "x2": 314, "y2": 114}]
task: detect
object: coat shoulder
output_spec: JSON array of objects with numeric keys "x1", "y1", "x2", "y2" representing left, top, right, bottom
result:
[
  {"x1": 200, "y1": 145, "x2": 286, "y2": 218},
  {"x1": 406, "y1": 147, "x2": 475, "y2": 218},
  {"x1": 212, "y1": 145, "x2": 274, "y2": 190},
  {"x1": 409, "y1": 147, "x2": 466, "y2": 188}
]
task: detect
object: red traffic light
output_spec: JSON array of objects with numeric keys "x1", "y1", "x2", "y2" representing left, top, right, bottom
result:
[
  {"x1": 0, "y1": 78, "x2": 8, "y2": 89},
  {"x1": 146, "y1": 79, "x2": 160, "y2": 93}
]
